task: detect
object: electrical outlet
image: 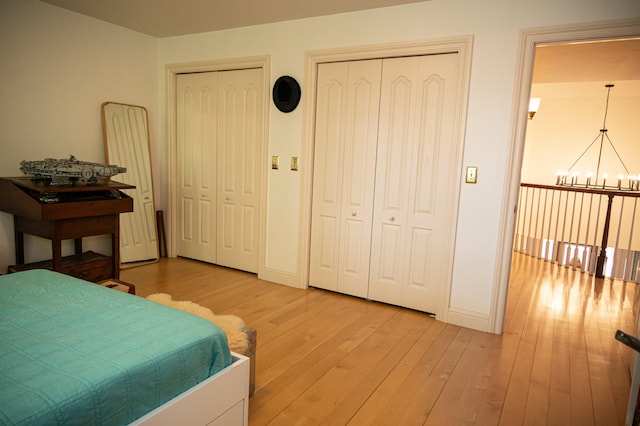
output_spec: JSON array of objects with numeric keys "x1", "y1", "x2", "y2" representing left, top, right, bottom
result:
[{"x1": 466, "y1": 166, "x2": 478, "y2": 184}]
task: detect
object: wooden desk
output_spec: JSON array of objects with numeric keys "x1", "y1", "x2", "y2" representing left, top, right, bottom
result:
[{"x1": 0, "y1": 177, "x2": 134, "y2": 280}]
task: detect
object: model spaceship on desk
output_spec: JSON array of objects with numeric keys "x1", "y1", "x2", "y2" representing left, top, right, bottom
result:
[{"x1": 20, "y1": 155, "x2": 126, "y2": 186}]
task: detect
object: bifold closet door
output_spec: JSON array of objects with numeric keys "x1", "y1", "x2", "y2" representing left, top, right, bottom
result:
[
  {"x1": 176, "y1": 68, "x2": 263, "y2": 273},
  {"x1": 309, "y1": 60, "x2": 382, "y2": 298},
  {"x1": 176, "y1": 72, "x2": 218, "y2": 264},
  {"x1": 310, "y1": 53, "x2": 460, "y2": 315},
  {"x1": 368, "y1": 53, "x2": 460, "y2": 314},
  {"x1": 215, "y1": 68, "x2": 263, "y2": 273}
]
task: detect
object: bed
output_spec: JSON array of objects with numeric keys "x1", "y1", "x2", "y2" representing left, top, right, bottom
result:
[{"x1": 0, "y1": 269, "x2": 250, "y2": 425}]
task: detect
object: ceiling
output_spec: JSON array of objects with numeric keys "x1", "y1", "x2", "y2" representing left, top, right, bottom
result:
[
  {"x1": 38, "y1": 0, "x2": 640, "y2": 85},
  {"x1": 533, "y1": 39, "x2": 640, "y2": 84},
  {"x1": 38, "y1": 0, "x2": 428, "y2": 37}
]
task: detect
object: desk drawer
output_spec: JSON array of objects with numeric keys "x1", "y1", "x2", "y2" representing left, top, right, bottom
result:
[{"x1": 9, "y1": 251, "x2": 113, "y2": 282}]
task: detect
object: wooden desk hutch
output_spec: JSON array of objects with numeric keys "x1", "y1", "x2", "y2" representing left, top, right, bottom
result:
[{"x1": 0, "y1": 177, "x2": 134, "y2": 281}]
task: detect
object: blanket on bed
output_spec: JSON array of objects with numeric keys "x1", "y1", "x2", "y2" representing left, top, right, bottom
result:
[{"x1": 0, "y1": 270, "x2": 232, "y2": 425}]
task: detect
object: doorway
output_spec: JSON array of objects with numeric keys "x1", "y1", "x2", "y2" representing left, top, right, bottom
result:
[{"x1": 491, "y1": 19, "x2": 640, "y2": 334}]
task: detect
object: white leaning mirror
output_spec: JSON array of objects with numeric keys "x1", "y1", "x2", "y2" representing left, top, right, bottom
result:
[{"x1": 102, "y1": 102, "x2": 159, "y2": 266}]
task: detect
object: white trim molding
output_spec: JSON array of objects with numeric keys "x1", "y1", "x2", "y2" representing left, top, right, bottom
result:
[
  {"x1": 448, "y1": 307, "x2": 490, "y2": 332},
  {"x1": 490, "y1": 18, "x2": 640, "y2": 334}
]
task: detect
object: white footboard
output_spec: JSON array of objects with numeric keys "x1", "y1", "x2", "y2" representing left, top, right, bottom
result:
[{"x1": 131, "y1": 353, "x2": 250, "y2": 425}]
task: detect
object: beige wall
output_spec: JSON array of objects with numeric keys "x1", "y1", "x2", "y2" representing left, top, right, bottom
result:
[
  {"x1": 0, "y1": 1, "x2": 158, "y2": 265},
  {"x1": 155, "y1": 1, "x2": 640, "y2": 331},
  {"x1": 523, "y1": 81, "x2": 640, "y2": 185},
  {"x1": 1, "y1": 0, "x2": 639, "y2": 332}
]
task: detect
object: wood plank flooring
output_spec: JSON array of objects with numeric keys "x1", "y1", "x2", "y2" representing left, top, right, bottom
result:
[{"x1": 120, "y1": 252, "x2": 637, "y2": 425}]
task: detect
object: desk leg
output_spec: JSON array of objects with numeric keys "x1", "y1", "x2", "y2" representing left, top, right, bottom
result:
[
  {"x1": 52, "y1": 240, "x2": 62, "y2": 273},
  {"x1": 14, "y1": 221, "x2": 24, "y2": 264},
  {"x1": 74, "y1": 238, "x2": 83, "y2": 255},
  {"x1": 112, "y1": 218, "x2": 120, "y2": 279}
]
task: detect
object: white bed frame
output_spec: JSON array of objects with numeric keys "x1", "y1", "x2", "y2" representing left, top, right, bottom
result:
[{"x1": 131, "y1": 353, "x2": 250, "y2": 426}]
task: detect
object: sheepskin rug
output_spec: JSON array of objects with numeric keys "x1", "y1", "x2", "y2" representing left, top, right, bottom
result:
[{"x1": 146, "y1": 293, "x2": 249, "y2": 353}]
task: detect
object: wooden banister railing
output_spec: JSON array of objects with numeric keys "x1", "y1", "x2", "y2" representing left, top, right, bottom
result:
[{"x1": 515, "y1": 183, "x2": 640, "y2": 281}]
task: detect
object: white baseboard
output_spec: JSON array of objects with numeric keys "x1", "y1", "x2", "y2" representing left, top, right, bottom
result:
[
  {"x1": 446, "y1": 307, "x2": 490, "y2": 333},
  {"x1": 258, "y1": 267, "x2": 302, "y2": 288}
]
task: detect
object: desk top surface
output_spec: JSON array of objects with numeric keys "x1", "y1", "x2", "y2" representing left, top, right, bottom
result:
[
  {"x1": 1, "y1": 176, "x2": 134, "y2": 194},
  {"x1": 0, "y1": 177, "x2": 134, "y2": 220}
]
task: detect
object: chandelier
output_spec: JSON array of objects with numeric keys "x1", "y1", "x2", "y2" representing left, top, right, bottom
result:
[{"x1": 555, "y1": 84, "x2": 638, "y2": 191}]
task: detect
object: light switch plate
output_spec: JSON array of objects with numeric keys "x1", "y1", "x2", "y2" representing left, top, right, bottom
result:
[
  {"x1": 291, "y1": 156, "x2": 299, "y2": 171},
  {"x1": 272, "y1": 155, "x2": 279, "y2": 169},
  {"x1": 466, "y1": 166, "x2": 478, "y2": 184}
]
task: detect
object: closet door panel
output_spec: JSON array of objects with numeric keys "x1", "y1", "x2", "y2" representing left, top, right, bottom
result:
[
  {"x1": 216, "y1": 68, "x2": 263, "y2": 273},
  {"x1": 309, "y1": 62, "x2": 348, "y2": 290},
  {"x1": 403, "y1": 70, "x2": 444, "y2": 300},
  {"x1": 336, "y1": 60, "x2": 382, "y2": 297},
  {"x1": 309, "y1": 60, "x2": 382, "y2": 297},
  {"x1": 380, "y1": 75, "x2": 413, "y2": 212},
  {"x1": 407, "y1": 228, "x2": 433, "y2": 289},
  {"x1": 402, "y1": 54, "x2": 460, "y2": 312},
  {"x1": 368, "y1": 57, "x2": 417, "y2": 304},
  {"x1": 378, "y1": 222, "x2": 404, "y2": 280},
  {"x1": 369, "y1": 53, "x2": 460, "y2": 314},
  {"x1": 176, "y1": 72, "x2": 218, "y2": 263}
]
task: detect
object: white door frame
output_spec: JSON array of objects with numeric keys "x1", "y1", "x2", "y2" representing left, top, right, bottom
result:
[
  {"x1": 489, "y1": 18, "x2": 640, "y2": 334},
  {"x1": 299, "y1": 37, "x2": 473, "y2": 321},
  {"x1": 165, "y1": 56, "x2": 271, "y2": 277}
]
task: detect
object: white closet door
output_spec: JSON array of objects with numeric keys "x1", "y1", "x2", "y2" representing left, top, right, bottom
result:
[
  {"x1": 216, "y1": 68, "x2": 263, "y2": 273},
  {"x1": 309, "y1": 60, "x2": 382, "y2": 297},
  {"x1": 176, "y1": 72, "x2": 218, "y2": 263},
  {"x1": 309, "y1": 62, "x2": 347, "y2": 291},
  {"x1": 368, "y1": 53, "x2": 460, "y2": 314}
]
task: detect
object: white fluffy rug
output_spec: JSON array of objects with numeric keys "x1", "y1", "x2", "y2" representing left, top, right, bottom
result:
[{"x1": 146, "y1": 293, "x2": 249, "y2": 353}]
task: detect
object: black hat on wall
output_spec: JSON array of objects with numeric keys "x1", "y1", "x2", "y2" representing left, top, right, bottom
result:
[{"x1": 272, "y1": 76, "x2": 301, "y2": 113}]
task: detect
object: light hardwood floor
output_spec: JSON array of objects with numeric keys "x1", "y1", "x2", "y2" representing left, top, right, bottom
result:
[{"x1": 121, "y1": 252, "x2": 637, "y2": 425}]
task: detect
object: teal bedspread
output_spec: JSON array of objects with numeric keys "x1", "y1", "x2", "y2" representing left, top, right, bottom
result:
[{"x1": 0, "y1": 269, "x2": 232, "y2": 425}]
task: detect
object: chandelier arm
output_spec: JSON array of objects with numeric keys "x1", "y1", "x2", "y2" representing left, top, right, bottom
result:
[
  {"x1": 601, "y1": 84, "x2": 613, "y2": 130},
  {"x1": 566, "y1": 133, "x2": 602, "y2": 172},
  {"x1": 595, "y1": 131, "x2": 605, "y2": 182},
  {"x1": 604, "y1": 132, "x2": 631, "y2": 175}
]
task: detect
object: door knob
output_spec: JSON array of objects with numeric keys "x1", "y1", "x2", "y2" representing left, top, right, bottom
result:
[
  {"x1": 390, "y1": 217, "x2": 395, "y2": 222},
  {"x1": 351, "y1": 212, "x2": 357, "y2": 217},
  {"x1": 201, "y1": 193, "x2": 207, "y2": 198},
  {"x1": 225, "y1": 197, "x2": 231, "y2": 201}
]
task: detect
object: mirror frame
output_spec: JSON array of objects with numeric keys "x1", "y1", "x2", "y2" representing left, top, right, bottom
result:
[{"x1": 101, "y1": 101, "x2": 159, "y2": 266}]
